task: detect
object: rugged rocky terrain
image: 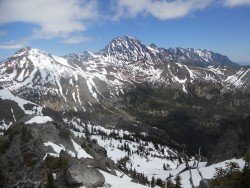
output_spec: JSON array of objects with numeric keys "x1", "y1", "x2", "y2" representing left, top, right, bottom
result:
[{"x1": 0, "y1": 36, "x2": 249, "y2": 187}]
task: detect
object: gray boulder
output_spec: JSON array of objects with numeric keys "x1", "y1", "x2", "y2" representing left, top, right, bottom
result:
[{"x1": 66, "y1": 163, "x2": 105, "y2": 188}]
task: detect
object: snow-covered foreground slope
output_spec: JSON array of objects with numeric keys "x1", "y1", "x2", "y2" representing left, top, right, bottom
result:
[
  {"x1": 72, "y1": 124, "x2": 179, "y2": 171},
  {"x1": 43, "y1": 139, "x2": 148, "y2": 187},
  {"x1": 37, "y1": 124, "x2": 149, "y2": 187},
  {"x1": 70, "y1": 123, "x2": 247, "y2": 187},
  {"x1": 91, "y1": 133, "x2": 179, "y2": 178}
]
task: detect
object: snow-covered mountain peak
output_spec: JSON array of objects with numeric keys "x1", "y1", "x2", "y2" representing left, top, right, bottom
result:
[
  {"x1": 9, "y1": 47, "x2": 76, "y2": 70},
  {"x1": 96, "y1": 36, "x2": 238, "y2": 67},
  {"x1": 99, "y1": 36, "x2": 151, "y2": 62},
  {"x1": 13, "y1": 47, "x2": 47, "y2": 57},
  {"x1": 109, "y1": 35, "x2": 139, "y2": 44}
]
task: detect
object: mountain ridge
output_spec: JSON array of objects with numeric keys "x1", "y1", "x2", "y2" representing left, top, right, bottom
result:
[
  {"x1": 5, "y1": 35, "x2": 239, "y2": 67},
  {"x1": 81, "y1": 35, "x2": 239, "y2": 67},
  {"x1": 1, "y1": 36, "x2": 249, "y2": 108}
]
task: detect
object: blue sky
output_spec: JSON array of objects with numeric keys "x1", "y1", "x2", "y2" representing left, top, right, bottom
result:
[{"x1": 0, "y1": 0, "x2": 250, "y2": 65}]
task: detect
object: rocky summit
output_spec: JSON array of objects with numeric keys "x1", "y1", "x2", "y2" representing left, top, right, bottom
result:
[{"x1": 0, "y1": 36, "x2": 249, "y2": 187}]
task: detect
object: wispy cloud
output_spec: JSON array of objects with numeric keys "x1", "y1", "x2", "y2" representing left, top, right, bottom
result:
[
  {"x1": 0, "y1": 0, "x2": 99, "y2": 41},
  {"x1": 223, "y1": 0, "x2": 250, "y2": 7},
  {"x1": 0, "y1": 40, "x2": 25, "y2": 50},
  {"x1": 112, "y1": 0, "x2": 250, "y2": 20},
  {"x1": 113, "y1": 0, "x2": 213, "y2": 20}
]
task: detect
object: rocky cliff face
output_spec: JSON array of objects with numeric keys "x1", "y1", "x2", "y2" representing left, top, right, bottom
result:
[{"x1": 0, "y1": 120, "x2": 121, "y2": 187}]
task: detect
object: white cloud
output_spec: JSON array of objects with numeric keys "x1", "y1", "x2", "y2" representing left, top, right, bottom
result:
[
  {"x1": 0, "y1": 0, "x2": 249, "y2": 47},
  {"x1": 113, "y1": 0, "x2": 212, "y2": 20},
  {"x1": 0, "y1": 41, "x2": 25, "y2": 50},
  {"x1": 61, "y1": 35, "x2": 92, "y2": 44},
  {"x1": 0, "y1": 0, "x2": 99, "y2": 39},
  {"x1": 223, "y1": 0, "x2": 250, "y2": 7}
]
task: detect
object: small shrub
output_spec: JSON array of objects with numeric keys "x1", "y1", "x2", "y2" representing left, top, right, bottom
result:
[
  {"x1": 58, "y1": 128, "x2": 70, "y2": 139},
  {"x1": 21, "y1": 126, "x2": 32, "y2": 142},
  {"x1": 0, "y1": 139, "x2": 10, "y2": 154},
  {"x1": 5, "y1": 124, "x2": 32, "y2": 143}
]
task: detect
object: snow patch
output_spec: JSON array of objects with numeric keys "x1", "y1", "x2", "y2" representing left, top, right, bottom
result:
[
  {"x1": 26, "y1": 116, "x2": 53, "y2": 124},
  {"x1": 71, "y1": 138, "x2": 93, "y2": 159}
]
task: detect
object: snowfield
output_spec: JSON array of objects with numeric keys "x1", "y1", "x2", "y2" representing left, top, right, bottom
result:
[
  {"x1": 43, "y1": 141, "x2": 75, "y2": 159},
  {"x1": 100, "y1": 170, "x2": 147, "y2": 188},
  {"x1": 26, "y1": 116, "x2": 53, "y2": 124},
  {"x1": 71, "y1": 138, "x2": 93, "y2": 159},
  {"x1": 43, "y1": 139, "x2": 93, "y2": 160}
]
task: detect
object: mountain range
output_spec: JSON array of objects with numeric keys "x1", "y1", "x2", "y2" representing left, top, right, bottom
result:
[{"x1": 0, "y1": 36, "x2": 249, "y2": 187}]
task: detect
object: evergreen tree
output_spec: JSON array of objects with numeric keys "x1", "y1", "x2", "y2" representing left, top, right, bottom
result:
[
  {"x1": 156, "y1": 178, "x2": 163, "y2": 187},
  {"x1": 174, "y1": 175, "x2": 182, "y2": 188},
  {"x1": 161, "y1": 148, "x2": 165, "y2": 155},
  {"x1": 151, "y1": 176, "x2": 155, "y2": 187},
  {"x1": 163, "y1": 163, "x2": 167, "y2": 170},
  {"x1": 132, "y1": 169, "x2": 137, "y2": 178},
  {"x1": 84, "y1": 124, "x2": 90, "y2": 141},
  {"x1": 46, "y1": 170, "x2": 57, "y2": 188},
  {"x1": 170, "y1": 155, "x2": 173, "y2": 161},
  {"x1": 154, "y1": 143, "x2": 159, "y2": 150},
  {"x1": 211, "y1": 159, "x2": 250, "y2": 188},
  {"x1": 244, "y1": 151, "x2": 250, "y2": 167},
  {"x1": 166, "y1": 163, "x2": 170, "y2": 170},
  {"x1": 166, "y1": 179, "x2": 174, "y2": 188},
  {"x1": 239, "y1": 164, "x2": 250, "y2": 188},
  {"x1": 178, "y1": 157, "x2": 182, "y2": 164}
]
